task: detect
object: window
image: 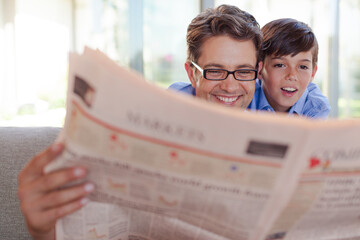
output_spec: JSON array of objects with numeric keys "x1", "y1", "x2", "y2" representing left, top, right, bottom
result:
[
  {"x1": 338, "y1": 0, "x2": 360, "y2": 117},
  {"x1": 74, "y1": 0, "x2": 200, "y2": 87},
  {"x1": 0, "y1": 0, "x2": 72, "y2": 126},
  {"x1": 0, "y1": 0, "x2": 199, "y2": 126}
]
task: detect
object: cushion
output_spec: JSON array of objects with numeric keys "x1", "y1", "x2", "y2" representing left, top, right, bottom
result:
[{"x1": 0, "y1": 127, "x2": 60, "y2": 240}]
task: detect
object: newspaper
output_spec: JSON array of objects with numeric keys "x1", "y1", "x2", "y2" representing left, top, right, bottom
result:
[{"x1": 47, "y1": 47, "x2": 360, "y2": 240}]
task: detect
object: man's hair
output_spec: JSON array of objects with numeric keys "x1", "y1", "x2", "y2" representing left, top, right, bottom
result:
[
  {"x1": 261, "y1": 18, "x2": 319, "y2": 65},
  {"x1": 186, "y1": 4, "x2": 263, "y2": 65}
]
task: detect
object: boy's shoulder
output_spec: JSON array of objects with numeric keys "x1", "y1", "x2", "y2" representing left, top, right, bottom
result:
[{"x1": 301, "y1": 82, "x2": 331, "y2": 118}]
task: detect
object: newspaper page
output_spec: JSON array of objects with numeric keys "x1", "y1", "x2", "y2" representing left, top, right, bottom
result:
[
  {"x1": 257, "y1": 120, "x2": 360, "y2": 240},
  {"x1": 48, "y1": 47, "x2": 329, "y2": 240}
]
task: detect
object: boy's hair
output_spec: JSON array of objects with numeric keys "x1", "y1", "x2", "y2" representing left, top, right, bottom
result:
[
  {"x1": 261, "y1": 18, "x2": 318, "y2": 66},
  {"x1": 186, "y1": 4, "x2": 263, "y2": 65}
]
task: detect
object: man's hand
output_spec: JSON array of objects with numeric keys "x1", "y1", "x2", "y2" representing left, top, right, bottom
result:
[{"x1": 18, "y1": 143, "x2": 94, "y2": 240}]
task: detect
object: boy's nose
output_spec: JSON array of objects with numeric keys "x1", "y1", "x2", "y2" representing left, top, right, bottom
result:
[{"x1": 286, "y1": 68, "x2": 297, "y2": 81}]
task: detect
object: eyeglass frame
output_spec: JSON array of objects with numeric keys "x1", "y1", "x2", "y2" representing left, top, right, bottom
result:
[{"x1": 191, "y1": 61, "x2": 258, "y2": 81}]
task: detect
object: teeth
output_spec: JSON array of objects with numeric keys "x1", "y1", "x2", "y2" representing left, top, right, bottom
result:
[
  {"x1": 282, "y1": 87, "x2": 296, "y2": 92},
  {"x1": 216, "y1": 96, "x2": 238, "y2": 103}
]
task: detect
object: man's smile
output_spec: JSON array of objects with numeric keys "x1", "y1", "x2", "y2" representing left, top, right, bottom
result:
[{"x1": 214, "y1": 95, "x2": 241, "y2": 104}]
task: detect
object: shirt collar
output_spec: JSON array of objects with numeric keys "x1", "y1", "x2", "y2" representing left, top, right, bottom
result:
[
  {"x1": 257, "y1": 81, "x2": 274, "y2": 111},
  {"x1": 288, "y1": 87, "x2": 309, "y2": 114}
]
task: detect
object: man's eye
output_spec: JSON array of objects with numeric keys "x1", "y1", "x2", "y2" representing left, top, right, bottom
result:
[
  {"x1": 236, "y1": 70, "x2": 252, "y2": 76},
  {"x1": 207, "y1": 70, "x2": 224, "y2": 75},
  {"x1": 238, "y1": 70, "x2": 251, "y2": 74}
]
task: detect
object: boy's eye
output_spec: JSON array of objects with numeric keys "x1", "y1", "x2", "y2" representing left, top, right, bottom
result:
[
  {"x1": 300, "y1": 65, "x2": 309, "y2": 70},
  {"x1": 274, "y1": 63, "x2": 285, "y2": 68}
]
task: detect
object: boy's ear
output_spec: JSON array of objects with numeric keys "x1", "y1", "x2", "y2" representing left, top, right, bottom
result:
[
  {"x1": 311, "y1": 64, "x2": 318, "y2": 82},
  {"x1": 257, "y1": 61, "x2": 264, "y2": 80},
  {"x1": 185, "y1": 62, "x2": 197, "y2": 88}
]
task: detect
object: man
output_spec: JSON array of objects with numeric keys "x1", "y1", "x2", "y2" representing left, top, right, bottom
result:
[
  {"x1": 17, "y1": 5, "x2": 263, "y2": 240},
  {"x1": 169, "y1": 4, "x2": 263, "y2": 109}
]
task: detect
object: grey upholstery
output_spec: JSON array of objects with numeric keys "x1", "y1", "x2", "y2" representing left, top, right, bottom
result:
[{"x1": 0, "y1": 127, "x2": 60, "y2": 240}]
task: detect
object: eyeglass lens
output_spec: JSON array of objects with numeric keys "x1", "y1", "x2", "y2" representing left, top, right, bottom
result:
[{"x1": 205, "y1": 69, "x2": 256, "y2": 80}]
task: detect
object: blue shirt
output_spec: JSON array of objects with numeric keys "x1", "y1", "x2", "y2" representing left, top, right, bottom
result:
[
  {"x1": 168, "y1": 80, "x2": 331, "y2": 118},
  {"x1": 169, "y1": 82, "x2": 196, "y2": 95}
]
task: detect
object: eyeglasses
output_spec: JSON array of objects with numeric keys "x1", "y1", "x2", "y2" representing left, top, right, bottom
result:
[{"x1": 191, "y1": 61, "x2": 257, "y2": 81}]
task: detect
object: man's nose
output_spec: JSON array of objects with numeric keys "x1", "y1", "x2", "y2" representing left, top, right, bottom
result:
[{"x1": 220, "y1": 73, "x2": 239, "y2": 92}]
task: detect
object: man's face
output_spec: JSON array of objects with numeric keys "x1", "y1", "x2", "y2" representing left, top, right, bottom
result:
[
  {"x1": 186, "y1": 35, "x2": 260, "y2": 109},
  {"x1": 260, "y1": 51, "x2": 317, "y2": 112}
]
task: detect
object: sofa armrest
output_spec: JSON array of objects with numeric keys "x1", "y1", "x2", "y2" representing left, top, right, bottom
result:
[{"x1": 0, "y1": 127, "x2": 60, "y2": 240}]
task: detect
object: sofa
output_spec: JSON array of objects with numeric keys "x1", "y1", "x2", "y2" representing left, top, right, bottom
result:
[{"x1": 0, "y1": 127, "x2": 60, "y2": 240}]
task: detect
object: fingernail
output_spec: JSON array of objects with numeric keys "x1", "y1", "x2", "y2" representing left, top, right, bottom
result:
[
  {"x1": 84, "y1": 183, "x2": 95, "y2": 192},
  {"x1": 80, "y1": 198, "x2": 89, "y2": 205},
  {"x1": 73, "y1": 168, "x2": 85, "y2": 177},
  {"x1": 51, "y1": 143, "x2": 62, "y2": 153}
]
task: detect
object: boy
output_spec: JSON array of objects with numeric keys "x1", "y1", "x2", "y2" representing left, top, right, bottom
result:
[{"x1": 248, "y1": 18, "x2": 330, "y2": 118}]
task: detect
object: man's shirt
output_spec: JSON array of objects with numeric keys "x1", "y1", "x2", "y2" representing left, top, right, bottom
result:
[
  {"x1": 169, "y1": 82, "x2": 196, "y2": 96},
  {"x1": 168, "y1": 80, "x2": 331, "y2": 118}
]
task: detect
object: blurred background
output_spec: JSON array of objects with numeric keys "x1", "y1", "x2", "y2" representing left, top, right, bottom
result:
[{"x1": 0, "y1": 0, "x2": 359, "y2": 126}]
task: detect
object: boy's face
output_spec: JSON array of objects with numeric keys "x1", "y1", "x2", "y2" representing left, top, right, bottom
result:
[
  {"x1": 259, "y1": 51, "x2": 317, "y2": 112},
  {"x1": 185, "y1": 35, "x2": 260, "y2": 109}
]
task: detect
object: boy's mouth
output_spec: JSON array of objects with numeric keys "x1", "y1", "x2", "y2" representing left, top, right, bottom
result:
[
  {"x1": 281, "y1": 87, "x2": 297, "y2": 93},
  {"x1": 281, "y1": 87, "x2": 298, "y2": 97}
]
